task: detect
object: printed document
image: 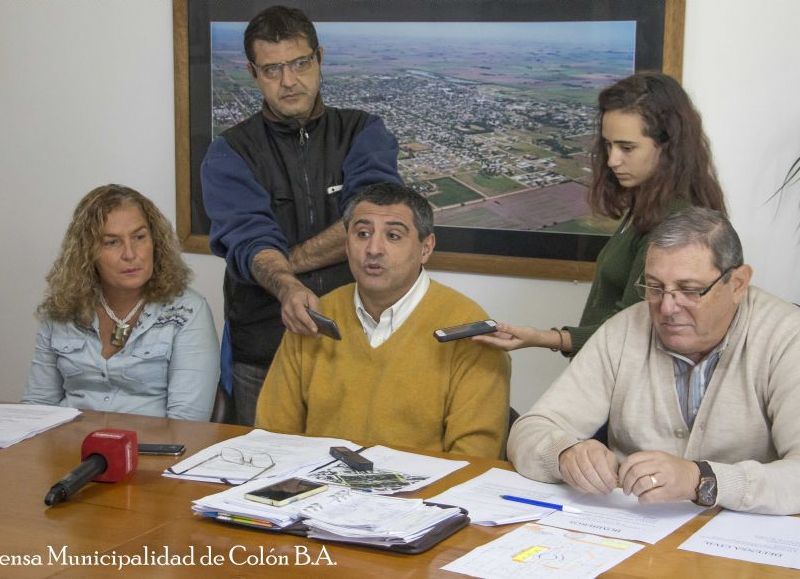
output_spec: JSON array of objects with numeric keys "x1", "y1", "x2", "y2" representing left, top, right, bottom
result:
[
  {"x1": 164, "y1": 429, "x2": 361, "y2": 485},
  {"x1": 193, "y1": 482, "x2": 462, "y2": 547},
  {"x1": 305, "y1": 445, "x2": 468, "y2": 494},
  {"x1": 679, "y1": 510, "x2": 800, "y2": 569},
  {"x1": 442, "y1": 522, "x2": 643, "y2": 578},
  {"x1": 427, "y1": 467, "x2": 552, "y2": 525},
  {"x1": 0, "y1": 404, "x2": 81, "y2": 447},
  {"x1": 537, "y1": 486, "x2": 703, "y2": 544},
  {"x1": 166, "y1": 433, "x2": 467, "y2": 492}
]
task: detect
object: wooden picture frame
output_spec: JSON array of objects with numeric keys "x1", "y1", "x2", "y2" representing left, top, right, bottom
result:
[{"x1": 173, "y1": 0, "x2": 685, "y2": 281}]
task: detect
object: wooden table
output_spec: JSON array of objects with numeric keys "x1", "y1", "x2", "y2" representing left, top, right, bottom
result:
[{"x1": 0, "y1": 411, "x2": 794, "y2": 578}]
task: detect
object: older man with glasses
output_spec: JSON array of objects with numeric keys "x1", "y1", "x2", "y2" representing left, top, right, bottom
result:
[
  {"x1": 508, "y1": 207, "x2": 800, "y2": 515},
  {"x1": 201, "y1": 5, "x2": 402, "y2": 426}
]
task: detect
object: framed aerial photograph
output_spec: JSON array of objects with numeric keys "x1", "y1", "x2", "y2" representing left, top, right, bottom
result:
[{"x1": 173, "y1": 0, "x2": 685, "y2": 279}]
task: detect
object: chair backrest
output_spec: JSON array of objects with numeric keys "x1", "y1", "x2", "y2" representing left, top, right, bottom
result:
[
  {"x1": 210, "y1": 321, "x2": 235, "y2": 424},
  {"x1": 508, "y1": 407, "x2": 520, "y2": 432}
]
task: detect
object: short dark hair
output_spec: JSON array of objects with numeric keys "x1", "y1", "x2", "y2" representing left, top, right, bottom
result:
[
  {"x1": 343, "y1": 183, "x2": 434, "y2": 241},
  {"x1": 648, "y1": 207, "x2": 743, "y2": 274},
  {"x1": 244, "y1": 5, "x2": 319, "y2": 63}
]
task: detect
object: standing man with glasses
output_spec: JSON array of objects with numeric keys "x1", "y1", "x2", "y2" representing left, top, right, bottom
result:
[
  {"x1": 508, "y1": 207, "x2": 800, "y2": 515},
  {"x1": 202, "y1": 5, "x2": 402, "y2": 425}
]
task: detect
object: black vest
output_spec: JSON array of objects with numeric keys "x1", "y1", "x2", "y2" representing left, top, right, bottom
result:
[{"x1": 221, "y1": 108, "x2": 369, "y2": 365}]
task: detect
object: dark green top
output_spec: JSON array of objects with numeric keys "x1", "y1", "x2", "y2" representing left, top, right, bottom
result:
[
  {"x1": 564, "y1": 216, "x2": 646, "y2": 355},
  {"x1": 564, "y1": 201, "x2": 690, "y2": 355}
]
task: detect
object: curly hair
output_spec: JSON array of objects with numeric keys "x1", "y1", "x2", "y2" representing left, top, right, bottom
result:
[
  {"x1": 38, "y1": 184, "x2": 192, "y2": 326},
  {"x1": 588, "y1": 71, "x2": 727, "y2": 233}
]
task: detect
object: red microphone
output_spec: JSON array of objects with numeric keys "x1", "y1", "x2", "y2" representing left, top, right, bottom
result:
[{"x1": 44, "y1": 429, "x2": 138, "y2": 506}]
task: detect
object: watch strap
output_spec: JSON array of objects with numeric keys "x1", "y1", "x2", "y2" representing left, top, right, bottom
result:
[{"x1": 693, "y1": 460, "x2": 717, "y2": 507}]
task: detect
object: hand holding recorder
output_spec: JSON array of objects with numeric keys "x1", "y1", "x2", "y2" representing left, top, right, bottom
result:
[{"x1": 433, "y1": 320, "x2": 497, "y2": 342}]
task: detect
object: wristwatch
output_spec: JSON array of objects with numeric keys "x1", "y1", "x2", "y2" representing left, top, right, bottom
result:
[{"x1": 693, "y1": 461, "x2": 717, "y2": 507}]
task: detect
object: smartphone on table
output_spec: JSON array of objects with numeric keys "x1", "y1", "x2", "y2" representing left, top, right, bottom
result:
[
  {"x1": 138, "y1": 443, "x2": 186, "y2": 456},
  {"x1": 244, "y1": 478, "x2": 328, "y2": 507},
  {"x1": 433, "y1": 320, "x2": 498, "y2": 342}
]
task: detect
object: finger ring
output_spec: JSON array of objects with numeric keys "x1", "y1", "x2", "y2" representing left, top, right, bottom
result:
[{"x1": 650, "y1": 474, "x2": 658, "y2": 488}]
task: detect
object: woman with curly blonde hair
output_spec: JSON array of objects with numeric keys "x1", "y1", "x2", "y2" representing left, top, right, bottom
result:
[{"x1": 24, "y1": 184, "x2": 219, "y2": 420}]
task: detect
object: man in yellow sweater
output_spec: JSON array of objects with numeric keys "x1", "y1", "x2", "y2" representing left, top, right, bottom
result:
[{"x1": 255, "y1": 183, "x2": 510, "y2": 458}]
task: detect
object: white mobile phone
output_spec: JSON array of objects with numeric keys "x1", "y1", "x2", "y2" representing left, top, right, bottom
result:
[{"x1": 433, "y1": 320, "x2": 498, "y2": 342}]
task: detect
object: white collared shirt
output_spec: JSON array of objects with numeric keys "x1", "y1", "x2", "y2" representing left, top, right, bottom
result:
[{"x1": 354, "y1": 269, "x2": 430, "y2": 348}]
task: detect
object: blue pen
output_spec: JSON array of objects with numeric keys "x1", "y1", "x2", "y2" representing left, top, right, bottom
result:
[{"x1": 500, "y1": 494, "x2": 583, "y2": 514}]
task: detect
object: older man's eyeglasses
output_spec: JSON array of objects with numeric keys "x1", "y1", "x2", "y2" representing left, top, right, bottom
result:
[
  {"x1": 634, "y1": 266, "x2": 738, "y2": 307},
  {"x1": 251, "y1": 51, "x2": 317, "y2": 80}
]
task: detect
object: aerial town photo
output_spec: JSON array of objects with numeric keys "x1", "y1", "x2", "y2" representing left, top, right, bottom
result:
[{"x1": 210, "y1": 20, "x2": 635, "y2": 236}]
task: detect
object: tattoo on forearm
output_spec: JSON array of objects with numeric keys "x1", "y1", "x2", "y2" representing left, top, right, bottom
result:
[{"x1": 251, "y1": 251, "x2": 296, "y2": 299}]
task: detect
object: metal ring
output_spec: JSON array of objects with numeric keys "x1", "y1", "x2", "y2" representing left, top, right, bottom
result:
[{"x1": 650, "y1": 474, "x2": 658, "y2": 488}]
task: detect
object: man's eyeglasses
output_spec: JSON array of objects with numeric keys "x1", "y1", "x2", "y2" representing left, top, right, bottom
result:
[
  {"x1": 250, "y1": 51, "x2": 317, "y2": 80},
  {"x1": 167, "y1": 447, "x2": 275, "y2": 483},
  {"x1": 634, "y1": 266, "x2": 739, "y2": 307}
]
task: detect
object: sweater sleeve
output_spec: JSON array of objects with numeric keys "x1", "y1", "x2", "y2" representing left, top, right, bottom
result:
[
  {"x1": 340, "y1": 115, "x2": 403, "y2": 212},
  {"x1": 508, "y1": 319, "x2": 619, "y2": 480},
  {"x1": 564, "y1": 232, "x2": 647, "y2": 355},
  {"x1": 710, "y1": 325, "x2": 800, "y2": 515},
  {"x1": 201, "y1": 136, "x2": 290, "y2": 284},
  {"x1": 443, "y1": 325, "x2": 512, "y2": 459},
  {"x1": 255, "y1": 331, "x2": 307, "y2": 434}
]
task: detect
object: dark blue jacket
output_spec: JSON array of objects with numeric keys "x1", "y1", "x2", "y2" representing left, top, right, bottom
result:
[{"x1": 201, "y1": 106, "x2": 401, "y2": 365}]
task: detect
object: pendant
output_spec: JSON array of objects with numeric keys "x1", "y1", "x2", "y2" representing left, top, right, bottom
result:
[{"x1": 111, "y1": 323, "x2": 131, "y2": 347}]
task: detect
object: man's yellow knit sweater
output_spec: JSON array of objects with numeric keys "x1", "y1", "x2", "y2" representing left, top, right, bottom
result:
[{"x1": 256, "y1": 281, "x2": 510, "y2": 458}]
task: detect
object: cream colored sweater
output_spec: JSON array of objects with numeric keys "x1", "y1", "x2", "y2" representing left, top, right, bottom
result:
[
  {"x1": 508, "y1": 286, "x2": 800, "y2": 515},
  {"x1": 256, "y1": 281, "x2": 511, "y2": 459}
]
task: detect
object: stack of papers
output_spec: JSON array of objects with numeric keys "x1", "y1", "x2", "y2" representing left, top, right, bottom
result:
[
  {"x1": 193, "y1": 478, "x2": 335, "y2": 529},
  {"x1": 167, "y1": 431, "x2": 468, "y2": 493},
  {"x1": 303, "y1": 493, "x2": 462, "y2": 547},
  {"x1": 193, "y1": 479, "x2": 463, "y2": 549},
  {"x1": 0, "y1": 404, "x2": 81, "y2": 447}
]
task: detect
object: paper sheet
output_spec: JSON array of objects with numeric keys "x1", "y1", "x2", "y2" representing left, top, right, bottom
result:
[
  {"x1": 0, "y1": 404, "x2": 81, "y2": 447},
  {"x1": 167, "y1": 433, "x2": 468, "y2": 494},
  {"x1": 534, "y1": 486, "x2": 703, "y2": 544},
  {"x1": 679, "y1": 510, "x2": 800, "y2": 569},
  {"x1": 194, "y1": 481, "x2": 461, "y2": 545},
  {"x1": 305, "y1": 445, "x2": 468, "y2": 494},
  {"x1": 427, "y1": 467, "x2": 551, "y2": 525},
  {"x1": 164, "y1": 429, "x2": 361, "y2": 484},
  {"x1": 429, "y1": 468, "x2": 701, "y2": 542},
  {"x1": 442, "y1": 522, "x2": 643, "y2": 578}
]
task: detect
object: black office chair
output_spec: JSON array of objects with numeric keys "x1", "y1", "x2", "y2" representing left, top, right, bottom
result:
[
  {"x1": 508, "y1": 406, "x2": 520, "y2": 431},
  {"x1": 502, "y1": 407, "x2": 521, "y2": 460}
]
